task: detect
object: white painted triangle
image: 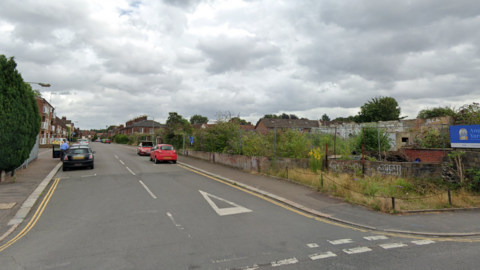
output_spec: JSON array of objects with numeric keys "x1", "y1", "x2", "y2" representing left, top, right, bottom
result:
[{"x1": 199, "y1": 190, "x2": 252, "y2": 216}]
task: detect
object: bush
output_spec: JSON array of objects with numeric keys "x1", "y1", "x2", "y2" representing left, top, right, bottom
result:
[
  {"x1": 417, "y1": 106, "x2": 456, "y2": 119},
  {"x1": 115, "y1": 134, "x2": 129, "y2": 144}
]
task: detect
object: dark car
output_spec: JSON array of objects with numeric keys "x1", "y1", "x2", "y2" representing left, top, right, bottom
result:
[
  {"x1": 63, "y1": 145, "x2": 95, "y2": 171},
  {"x1": 150, "y1": 144, "x2": 177, "y2": 164}
]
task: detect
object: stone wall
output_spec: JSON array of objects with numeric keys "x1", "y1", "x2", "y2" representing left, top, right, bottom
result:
[{"x1": 328, "y1": 159, "x2": 443, "y2": 179}]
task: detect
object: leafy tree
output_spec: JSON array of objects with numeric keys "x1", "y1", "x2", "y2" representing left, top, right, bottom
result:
[
  {"x1": 357, "y1": 96, "x2": 404, "y2": 123},
  {"x1": 290, "y1": 114, "x2": 299, "y2": 119},
  {"x1": 190, "y1": 114, "x2": 209, "y2": 124},
  {"x1": 92, "y1": 133, "x2": 98, "y2": 141},
  {"x1": 163, "y1": 112, "x2": 192, "y2": 149},
  {"x1": 0, "y1": 56, "x2": 41, "y2": 181},
  {"x1": 231, "y1": 117, "x2": 251, "y2": 125},
  {"x1": 455, "y1": 102, "x2": 480, "y2": 125},
  {"x1": 263, "y1": 114, "x2": 281, "y2": 119},
  {"x1": 354, "y1": 126, "x2": 393, "y2": 155},
  {"x1": 417, "y1": 106, "x2": 456, "y2": 119},
  {"x1": 281, "y1": 113, "x2": 290, "y2": 119},
  {"x1": 333, "y1": 115, "x2": 358, "y2": 122},
  {"x1": 321, "y1": 114, "x2": 331, "y2": 121},
  {"x1": 29, "y1": 87, "x2": 42, "y2": 98}
]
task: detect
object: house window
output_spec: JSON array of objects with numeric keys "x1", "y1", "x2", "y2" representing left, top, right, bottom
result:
[
  {"x1": 139, "y1": 128, "x2": 144, "y2": 133},
  {"x1": 150, "y1": 128, "x2": 153, "y2": 134}
]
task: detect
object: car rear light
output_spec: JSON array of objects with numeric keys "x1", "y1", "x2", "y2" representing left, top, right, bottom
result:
[
  {"x1": 89, "y1": 154, "x2": 93, "y2": 159},
  {"x1": 173, "y1": 150, "x2": 176, "y2": 153},
  {"x1": 64, "y1": 155, "x2": 68, "y2": 161}
]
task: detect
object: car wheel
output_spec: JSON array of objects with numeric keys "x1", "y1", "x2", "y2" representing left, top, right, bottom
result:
[
  {"x1": 173, "y1": 160, "x2": 177, "y2": 164},
  {"x1": 150, "y1": 155, "x2": 153, "y2": 161},
  {"x1": 62, "y1": 166, "x2": 67, "y2": 171},
  {"x1": 155, "y1": 156, "x2": 159, "y2": 164},
  {"x1": 91, "y1": 164, "x2": 94, "y2": 169}
]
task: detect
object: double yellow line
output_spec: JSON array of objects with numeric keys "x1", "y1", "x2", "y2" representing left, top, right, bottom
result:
[{"x1": 0, "y1": 178, "x2": 60, "y2": 252}]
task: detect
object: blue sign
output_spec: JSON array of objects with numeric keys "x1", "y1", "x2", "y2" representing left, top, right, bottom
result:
[
  {"x1": 450, "y1": 125, "x2": 480, "y2": 148},
  {"x1": 189, "y1": 136, "x2": 194, "y2": 145},
  {"x1": 73, "y1": 132, "x2": 76, "y2": 135}
]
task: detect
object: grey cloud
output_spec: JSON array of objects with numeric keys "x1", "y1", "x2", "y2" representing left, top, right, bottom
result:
[{"x1": 197, "y1": 35, "x2": 282, "y2": 74}]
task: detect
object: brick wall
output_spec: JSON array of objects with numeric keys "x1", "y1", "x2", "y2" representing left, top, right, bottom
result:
[{"x1": 403, "y1": 148, "x2": 451, "y2": 162}]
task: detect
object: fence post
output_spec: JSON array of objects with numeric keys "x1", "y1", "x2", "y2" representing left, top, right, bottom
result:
[
  {"x1": 334, "y1": 126, "x2": 337, "y2": 158},
  {"x1": 448, "y1": 188, "x2": 452, "y2": 205},
  {"x1": 441, "y1": 123, "x2": 446, "y2": 156},
  {"x1": 325, "y1": 143, "x2": 329, "y2": 171},
  {"x1": 286, "y1": 166, "x2": 288, "y2": 179},
  {"x1": 362, "y1": 144, "x2": 365, "y2": 176},
  {"x1": 320, "y1": 171, "x2": 324, "y2": 188},
  {"x1": 391, "y1": 197, "x2": 395, "y2": 210},
  {"x1": 377, "y1": 125, "x2": 381, "y2": 161},
  {"x1": 274, "y1": 126, "x2": 277, "y2": 158},
  {"x1": 183, "y1": 132, "x2": 185, "y2": 155}
]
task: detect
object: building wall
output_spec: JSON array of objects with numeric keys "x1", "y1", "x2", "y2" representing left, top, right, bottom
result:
[{"x1": 403, "y1": 148, "x2": 451, "y2": 162}]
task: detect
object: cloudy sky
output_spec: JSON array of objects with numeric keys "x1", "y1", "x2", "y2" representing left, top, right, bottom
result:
[{"x1": 1, "y1": 0, "x2": 479, "y2": 129}]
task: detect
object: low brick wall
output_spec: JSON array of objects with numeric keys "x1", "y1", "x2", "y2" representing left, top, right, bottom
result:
[
  {"x1": 328, "y1": 159, "x2": 443, "y2": 179},
  {"x1": 403, "y1": 148, "x2": 452, "y2": 162}
]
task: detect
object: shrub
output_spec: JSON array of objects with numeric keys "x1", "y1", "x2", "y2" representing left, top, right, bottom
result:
[{"x1": 115, "y1": 134, "x2": 129, "y2": 144}]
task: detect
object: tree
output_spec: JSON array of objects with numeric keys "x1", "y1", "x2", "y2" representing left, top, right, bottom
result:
[
  {"x1": 289, "y1": 114, "x2": 299, "y2": 119},
  {"x1": 281, "y1": 113, "x2": 290, "y2": 119},
  {"x1": 264, "y1": 114, "x2": 281, "y2": 119},
  {"x1": 190, "y1": 114, "x2": 209, "y2": 124},
  {"x1": 164, "y1": 112, "x2": 192, "y2": 149},
  {"x1": 417, "y1": 106, "x2": 456, "y2": 119},
  {"x1": 357, "y1": 96, "x2": 403, "y2": 123},
  {"x1": 0, "y1": 56, "x2": 41, "y2": 181},
  {"x1": 455, "y1": 102, "x2": 480, "y2": 125},
  {"x1": 333, "y1": 115, "x2": 358, "y2": 122},
  {"x1": 92, "y1": 133, "x2": 98, "y2": 141},
  {"x1": 321, "y1": 114, "x2": 331, "y2": 121},
  {"x1": 231, "y1": 117, "x2": 251, "y2": 125}
]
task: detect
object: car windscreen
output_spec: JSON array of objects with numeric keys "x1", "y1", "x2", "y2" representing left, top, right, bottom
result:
[
  {"x1": 160, "y1": 146, "x2": 174, "y2": 150},
  {"x1": 68, "y1": 148, "x2": 89, "y2": 154},
  {"x1": 142, "y1": 142, "x2": 153, "y2": 147}
]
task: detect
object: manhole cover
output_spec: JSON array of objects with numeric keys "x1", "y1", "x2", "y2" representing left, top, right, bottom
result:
[{"x1": 0, "y1": 203, "x2": 17, "y2": 210}]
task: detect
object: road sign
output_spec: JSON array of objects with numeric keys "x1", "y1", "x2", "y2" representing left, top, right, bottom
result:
[{"x1": 450, "y1": 125, "x2": 480, "y2": 148}]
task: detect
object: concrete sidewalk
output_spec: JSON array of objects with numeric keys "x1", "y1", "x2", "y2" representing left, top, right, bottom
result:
[
  {"x1": 0, "y1": 149, "x2": 61, "y2": 242},
  {"x1": 178, "y1": 155, "x2": 480, "y2": 236}
]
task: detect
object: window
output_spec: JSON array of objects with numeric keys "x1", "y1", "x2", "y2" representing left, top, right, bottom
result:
[
  {"x1": 139, "y1": 128, "x2": 144, "y2": 133},
  {"x1": 160, "y1": 145, "x2": 174, "y2": 150},
  {"x1": 150, "y1": 128, "x2": 153, "y2": 134}
]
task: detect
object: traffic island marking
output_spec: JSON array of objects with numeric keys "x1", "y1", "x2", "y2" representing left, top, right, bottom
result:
[{"x1": 0, "y1": 203, "x2": 16, "y2": 210}]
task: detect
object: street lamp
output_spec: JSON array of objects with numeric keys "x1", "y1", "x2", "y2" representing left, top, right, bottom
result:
[{"x1": 25, "y1": 82, "x2": 51, "y2": 87}]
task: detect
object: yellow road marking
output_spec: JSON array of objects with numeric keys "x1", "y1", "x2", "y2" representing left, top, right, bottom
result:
[
  {"x1": 0, "y1": 178, "x2": 61, "y2": 252},
  {"x1": 177, "y1": 165, "x2": 480, "y2": 243}
]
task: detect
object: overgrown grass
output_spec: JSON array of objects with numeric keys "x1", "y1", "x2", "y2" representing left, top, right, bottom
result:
[{"x1": 255, "y1": 167, "x2": 480, "y2": 213}]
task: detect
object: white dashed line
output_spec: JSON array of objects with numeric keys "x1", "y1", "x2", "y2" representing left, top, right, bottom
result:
[
  {"x1": 119, "y1": 160, "x2": 125, "y2": 165},
  {"x1": 380, "y1": 243, "x2": 407, "y2": 249},
  {"x1": 328, "y1": 239, "x2": 353, "y2": 245},
  {"x1": 307, "y1": 243, "x2": 319, "y2": 248},
  {"x1": 139, "y1": 180, "x2": 156, "y2": 199},
  {"x1": 364, "y1": 235, "x2": 389, "y2": 241},
  {"x1": 309, "y1": 251, "x2": 337, "y2": 260},
  {"x1": 115, "y1": 155, "x2": 118, "y2": 159},
  {"x1": 343, "y1": 247, "x2": 372, "y2": 254},
  {"x1": 81, "y1": 174, "x2": 96, "y2": 178},
  {"x1": 126, "y1": 167, "x2": 136, "y2": 175},
  {"x1": 412, "y1": 240, "x2": 435, "y2": 245},
  {"x1": 271, "y1": 258, "x2": 298, "y2": 267}
]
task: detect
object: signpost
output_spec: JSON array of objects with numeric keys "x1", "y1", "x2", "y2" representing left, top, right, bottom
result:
[{"x1": 450, "y1": 125, "x2": 480, "y2": 148}]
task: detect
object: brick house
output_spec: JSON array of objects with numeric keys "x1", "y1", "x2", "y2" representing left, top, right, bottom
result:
[
  {"x1": 254, "y1": 118, "x2": 320, "y2": 133},
  {"x1": 53, "y1": 117, "x2": 68, "y2": 139},
  {"x1": 35, "y1": 97, "x2": 55, "y2": 144},
  {"x1": 118, "y1": 115, "x2": 164, "y2": 135},
  {"x1": 61, "y1": 116, "x2": 75, "y2": 141}
]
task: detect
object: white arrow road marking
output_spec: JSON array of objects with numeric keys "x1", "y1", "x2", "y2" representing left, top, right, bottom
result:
[
  {"x1": 309, "y1": 251, "x2": 337, "y2": 260},
  {"x1": 364, "y1": 235, "x2": 388, "y2": 241},
  {"x1": 412, "y1": 240, "x2": 435, "y2": 245},
  {"x1": 328, "y1": 239, "x2": 353, "y2": 245},
  {"x1": 307, "y1": 243, "x2": 319, "y2": 248},
  {"x1": 199, "y1": 190, "x2": 252, "y2": 216},
  {"x1": 139, "y1": 181, "x2": 156, "y2": 199},
  {"x1": 380, "y1": 243, "x2": 407, "y2": 249},
  {"x1": 343, "y1": 247, "x2": 372, "y2": 254}
]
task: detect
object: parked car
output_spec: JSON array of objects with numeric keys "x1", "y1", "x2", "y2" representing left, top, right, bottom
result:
[
  {"x1": 76, "y1": 139, "x2": 89, "y2": 146},
  {"x1": 150, "y1": 144, "x2": 177, "y2": 164},
  {"x1": 63, "y1": 145, "x2": 95, "y2": 171},
  {"x1": 94, "y1": 138, "x2": 101, "y2": 142},
  {"x1": 137, "y1": 141, "x2": 154, "y2": 156},
  {"x1": 105, "y1": 139, "x2": 111, "y2": 144}
]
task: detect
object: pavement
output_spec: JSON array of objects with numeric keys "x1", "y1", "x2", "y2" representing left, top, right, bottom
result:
[{"x1": 2, "y1": 145, "x2": 480, "y2": 244}]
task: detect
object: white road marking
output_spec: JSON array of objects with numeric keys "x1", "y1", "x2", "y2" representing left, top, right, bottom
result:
[
  {"x1": 199, "y1": 190, "x2": 252, "y2": 216},
  {"x1": 412, "y1": 240, "x2": 435, "y2": 245},
  {"x1": 380, "y1": 243, "x2": 408, "y2": 249},
  {"x1": 166, "y1": 212, "x2": 192, "y2": 238},
  {"x1": 115, "y1": 155, "x2": 118, "y2": 159},
  {"x1": 328, "y1": 239, "x2": 353, "y2": 245},
  {"x1": 211, "y1": 256, "x2": 247, "y2": 263},
  {"x1": 364, "y1": 235, "x2": 389, "y2": 241},
  {"x1": 271, "y1": 258, "x2": 298, "y2": 267},
  {"x1": 139, "y1": 180, "x2": 156, "y2": 199},
  {"x1": 81, "y1": 174, "x2": 97, "y2": 178},
  {"x1": 309, "y1": 251, "x2": 337, "y2": 260},
  {"x1": 343, "y1": 247, "x2": 372, "y2": 254},
  {"x1": 119, "y1": 160, "x2": 125, "y2": 165},
  {"x1": 307, "y1": 243, "x2": 319, "y2": 248},
  {"x1": 126, "y1": 167, "x2": 136, "y2": 175}
]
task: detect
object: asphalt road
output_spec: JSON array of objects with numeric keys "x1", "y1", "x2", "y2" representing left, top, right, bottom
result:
[{"x1": 0, "y1": 143, "x2": 479, "y2": 269}]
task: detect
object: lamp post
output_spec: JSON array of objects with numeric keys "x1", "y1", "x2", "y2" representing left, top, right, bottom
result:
[{"x1": 25, "y1": 82, "x2": 51, "y2": 87}]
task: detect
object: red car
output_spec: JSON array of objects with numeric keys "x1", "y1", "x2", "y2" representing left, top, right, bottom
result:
[
  {"x1": 137, "y1": 141, "x2": 153, "y2": 156},
  {"x1": 150, "y1": 144, "x2": 177, "y2": 164}
]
